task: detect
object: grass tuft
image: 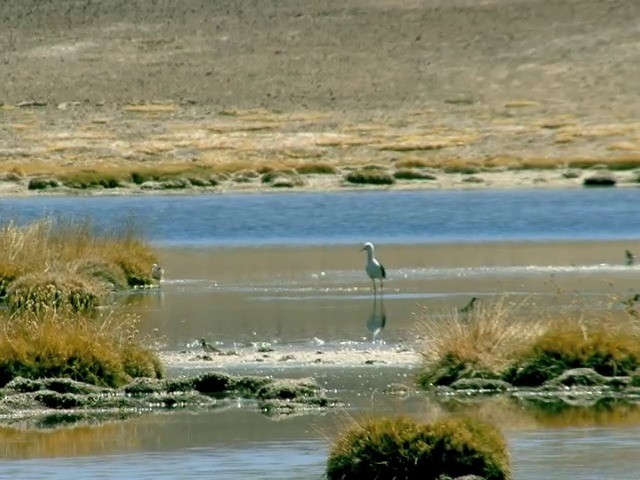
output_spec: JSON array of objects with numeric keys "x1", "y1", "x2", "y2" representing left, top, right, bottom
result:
[
  {"x1": 344, "y1": 169, "x2": 395, "y2": 185},
  {"x1": 0, "y1": 217, "x2": 159, "y2": 311},
  {"x1": 295, "y1": 163, "x2": 337, "y2": 175},
  {"x1": 504, "y1": 318, "x2": 640, "y2": 386},
  {"x1": 0, "y1": 311, "x2": 163, "y2": 388},
  {"x1": 417, "y1": 298, "x2": 540, "y2": 387},
  {"x1": 326, "y1": 415, "x2": 510, "y2": 480},
  {"x1": 417, "y1": 297, "x2": 640, "y2": 388}
]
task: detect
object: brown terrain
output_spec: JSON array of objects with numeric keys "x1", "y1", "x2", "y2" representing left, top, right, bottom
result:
[{"x1": 1, "y1": 0, "x2": 640, "y2": 194}]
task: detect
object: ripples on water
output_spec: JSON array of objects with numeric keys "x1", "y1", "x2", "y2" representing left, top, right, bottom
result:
[{"x1": 1, "y1": 188, "x2": 639, "y2": 246}]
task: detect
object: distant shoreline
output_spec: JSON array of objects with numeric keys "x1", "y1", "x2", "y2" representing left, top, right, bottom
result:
[{"x1": 0, "y1": 168, "x2": 636, "y2": 199}]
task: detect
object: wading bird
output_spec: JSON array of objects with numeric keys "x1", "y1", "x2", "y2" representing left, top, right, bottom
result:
[
  {"x1": 625, "y1": 250, "x2": 635, "y2": 266},
  {"x1": 151, "y1": 263, "x2": 165, "y2": 282},
  {"x1": 458, "y1": 296, "x2": 478, "y2": 314},
  {"x1": 360, "y1": 242, "x2": 386, "y2": 295}
]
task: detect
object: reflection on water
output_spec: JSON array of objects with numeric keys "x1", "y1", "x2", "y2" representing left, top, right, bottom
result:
[{"x1": 366, "y1": 296, "x2": 387, "y2": 341}]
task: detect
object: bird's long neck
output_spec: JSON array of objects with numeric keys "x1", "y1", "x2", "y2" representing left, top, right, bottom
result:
[{"x1": 366, "y1": 247, "x2": 374, "y2": 262}]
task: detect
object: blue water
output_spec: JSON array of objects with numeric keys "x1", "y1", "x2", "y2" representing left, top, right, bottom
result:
[
  {"x1": 4, "y1": 428, "x2": 640, "y2": 480},
  {"x1": 1, "y1": 189, "x2": 638, "y2": 246}
]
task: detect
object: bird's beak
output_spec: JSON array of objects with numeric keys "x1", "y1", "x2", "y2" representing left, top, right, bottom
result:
[{"x1": 359, "y1": 246, "x2": 365, "y2": 251}]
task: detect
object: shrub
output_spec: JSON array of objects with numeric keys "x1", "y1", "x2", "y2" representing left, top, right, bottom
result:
[
  {"x1": 296, "y1": 163, "x2": 337, "y2": 175},
  {"x1": 344, "y1": 169, "x2": 395, "y2": 185},
  {"x1": 417, "y1": 298, "x2": 541, "y2": 387},
  {"x1": 0, "y1": 217, "x2": 159, "y2": 301},
  {"x1": 504, "y1": 320, "x2": 640, "y2": 386},
  {"x1": 59, "y1": 171, "x2": 124, "y2": 189},
  {"x1": 27, "y1": 178, "x2": 58, "y2": 190},
  {"x1": 326, "y1": 416, "x2": 510, "y2": 480},
  {"x1": 0, "y1": 312, "x2": 163, "y2": 388},
  {"x1": 6, "y1": 272, "x2": 102, "y2": 314},
  {"x1": 417, "y1": 296, "x2": 640, "y2": 388}
]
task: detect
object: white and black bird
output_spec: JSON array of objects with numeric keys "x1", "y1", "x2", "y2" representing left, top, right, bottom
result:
[
  {"x1": 151, "y1": 263, "x2": 164, "y2": 283},
  {"x1": 360, "y1": 242, "x2": 386, "y2": 295}
]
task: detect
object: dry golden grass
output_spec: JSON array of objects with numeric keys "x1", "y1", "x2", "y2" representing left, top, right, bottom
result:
[
  {"x1": 504, "y1": 100, "x2": 538, "y2": 108},
  {"x1": 0, "y1": 310, "x2": 163, "y2": 387},
  {"x1": 123, "y1": 104, "x2": 178, "y2": 113},
  {"x1": 417, "y1": 297, "x2": 543, "y2": 384},
  {"x1": 417, "y1": 296, "x2": 640, "y2": 387},
  {"x1": 0, "y1": 217, "x2": 159, "y2": 312}
]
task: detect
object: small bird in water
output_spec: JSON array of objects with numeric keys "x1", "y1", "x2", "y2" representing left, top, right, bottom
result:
[
  {"x1": 360, "y1": 242, "x2": 386, "y2": 295},
  {"x1": 458, "y1": 296, "x2": 478, "y2": 314},
  {"x1": 151, "y1": 263, "x2": 165, "y2": 282},
  {"x1": 625, "y1": 250, "x2": 635, "y2": 266},
  {"x1": 200, "y1": 338, "x2": 222, "y2": 354}
]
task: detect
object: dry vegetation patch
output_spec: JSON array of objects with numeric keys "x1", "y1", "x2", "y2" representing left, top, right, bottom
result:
[
  {"x1": 0, "y1": 218, "x2": 159, "y2": 313},
  {"x1": 417, "y1": 297, "x2": 640, "y2": 389},
  {"x1": 0, "y1": 311, "x2": 162, "y2": 388}
]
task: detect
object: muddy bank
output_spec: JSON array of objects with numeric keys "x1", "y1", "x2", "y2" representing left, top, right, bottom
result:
[{"x1": 0, "y1": 373, "x2": 340, "y2": 429}]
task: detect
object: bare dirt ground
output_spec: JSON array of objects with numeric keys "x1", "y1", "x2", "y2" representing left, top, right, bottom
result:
[{"x1": 1, "y1": 0, "x2": 640, "y2": 194}]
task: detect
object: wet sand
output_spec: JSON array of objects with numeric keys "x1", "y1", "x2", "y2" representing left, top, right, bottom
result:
[{"x1": 121, "y1": 240, "x2": 640, "y2": 372}]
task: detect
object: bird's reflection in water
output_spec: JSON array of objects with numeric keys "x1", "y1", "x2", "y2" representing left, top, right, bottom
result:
[
  {"x1": 117, "y1": 288, "x2": 164, "y2": 308},
  {"x1": 366, "y1": 296, "x2": 387, "y2": 341}
]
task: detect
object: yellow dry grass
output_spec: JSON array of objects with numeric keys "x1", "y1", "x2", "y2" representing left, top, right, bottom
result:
[
  {"x1": 417, "y1": 297, "x2": 543, "y2": 375},
  {"x1": 123, "y1": 104, "x2": 178, "y2": 113},
  {"x1": 0, "y1": 310, "x2": 162, "y2": 387}
]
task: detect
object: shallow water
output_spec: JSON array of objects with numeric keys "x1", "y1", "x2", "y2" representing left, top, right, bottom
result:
[{"x1": 2, "y1": 190, "x2": 640, "y2": 478}]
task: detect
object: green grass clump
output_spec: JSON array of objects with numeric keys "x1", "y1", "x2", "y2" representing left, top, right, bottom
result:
[
  {"x1": 344, "y1": 169, "x2": 395, "y2": 186},
  {"x1": 6, "y1": 272, "x2": 102, "y2": 314},
  {"x1": 326, "y1": 416, "x2": 510, "y2": 480},
  {"x1": 0, "y1": 312, "x2": 163, "y2": 388},
  {"x1": 393, "y1": 168, "x2": 437, "y2": 180},
  {"x1": 59, "y1": 171, "x2": 126, "y2": 189},
  {"x1": 504, "y1": 320, "x2": 640, "y2": 386}
]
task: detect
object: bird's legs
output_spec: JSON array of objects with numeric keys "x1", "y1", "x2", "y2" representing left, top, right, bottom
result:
[{"x1": 371, "y1": 278, "x2": 377, "y2": 296}]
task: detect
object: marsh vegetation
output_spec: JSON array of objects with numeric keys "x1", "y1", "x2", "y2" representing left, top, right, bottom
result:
[
  {"x1": 417, "y1": 297, "x2": 640, "y2": 389},
  {"x1": 0, "y1": 217, "x2": 163, "y2": 388},
  {"x1": 326, "y1": 416, "x2": 510, "y2": 480}
]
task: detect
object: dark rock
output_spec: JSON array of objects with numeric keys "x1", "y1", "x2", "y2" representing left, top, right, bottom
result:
[
  {"x1": 450, "y1": 378, "x2": 512, "y2": 392},
  {"x1": 192, "y1": 372, "x2": 232, "y2": 393},
  {"x1": 583, "y1": 174, "x2": 616, "y2": 187},
  {"x1": 546, "y1": 368, "x2": 608, "y2": 387}
]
